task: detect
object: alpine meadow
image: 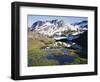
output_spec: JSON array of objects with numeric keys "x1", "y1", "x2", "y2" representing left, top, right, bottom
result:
[{"x1": 28, "y1": 15, "x2": 88, "y2": 67}]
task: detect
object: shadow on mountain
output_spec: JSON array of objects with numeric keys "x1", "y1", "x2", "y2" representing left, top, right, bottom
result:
[
  {"x1": 56, "y1": 31, "x2": 88, "y2": 59},
  {"x1": 73, "y1": 31, "x2": 88, "y2": 59},
  {"x1": 73, "y1": 31, "x2": 87, "y2": 48}
]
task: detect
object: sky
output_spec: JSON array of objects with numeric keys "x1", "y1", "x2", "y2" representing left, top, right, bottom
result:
[{"x1": 27, "y1": 15, "x2": 88, "y2": 27}]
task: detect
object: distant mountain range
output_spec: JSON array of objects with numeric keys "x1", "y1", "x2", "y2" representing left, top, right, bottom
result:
[
  {"x1": 72, "y1": 20, "x2": 88, "y2": 28},
  {"x1": 29, "y1": 19, "x2": 88, "y2": 40}
]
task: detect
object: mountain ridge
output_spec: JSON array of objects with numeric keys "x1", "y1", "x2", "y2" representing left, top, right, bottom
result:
[{"x1": 29, "y1": 19, "x2": 88, "y2": 40}]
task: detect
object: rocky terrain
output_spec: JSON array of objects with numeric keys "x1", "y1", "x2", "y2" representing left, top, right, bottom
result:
[{"x1": 28, "y1": 19, "x2": 88, "y2": 66}]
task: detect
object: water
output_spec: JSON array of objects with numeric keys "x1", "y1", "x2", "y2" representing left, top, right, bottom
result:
[
  {"x1": 43, "y1": 35, "x2": 85, "y2": 65},
  {"x1": 47, "y1": 55, "x2": 77, "y2": 65},
  {"x1": 66, "y1": 34, "x2": 80, "y2": 41},
  {"x1": 54, "y1": 34, "x2": 80, "y2": 41},
  {"x1": 43, "y1": 48, "x2": 79, "y2": 65}
]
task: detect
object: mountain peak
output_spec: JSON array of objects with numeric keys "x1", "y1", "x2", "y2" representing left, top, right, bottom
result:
[{"x1": 30, "y1": 19, "x2": 87, "y2": 37}]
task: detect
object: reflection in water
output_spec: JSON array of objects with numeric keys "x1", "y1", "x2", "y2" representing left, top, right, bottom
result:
[
  {"x1": 47, "y1": 55, "x2": 78, "y2": 65},
  {"x1": 42, "y1": 31, "x2": 87, "y2": 65},
  {"x1": 43, "y1": 40, "x2": 85, "y2": 65}
]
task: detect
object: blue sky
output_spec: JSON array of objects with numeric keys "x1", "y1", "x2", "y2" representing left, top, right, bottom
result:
[{"x1": 27, "y1": 15, "x2": 88, "y2": 27}]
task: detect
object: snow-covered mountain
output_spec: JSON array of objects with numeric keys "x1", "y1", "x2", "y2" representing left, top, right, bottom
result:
[
  {"x1": 30, "y1": 19, "x2": 84, "y2": 36},
  {"x1": 72, "y1": 20, "x2": 88, "y2": 30},
  {"x1": 29, "y1": 19, "x2": 88, "y2": 40}
]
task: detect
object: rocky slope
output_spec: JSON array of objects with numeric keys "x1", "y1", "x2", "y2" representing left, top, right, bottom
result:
[{"x1": 29, "y1": 19, "x2": 87, "y2": 38}]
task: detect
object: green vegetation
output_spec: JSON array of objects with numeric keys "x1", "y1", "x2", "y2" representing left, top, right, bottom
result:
[
  {"x1": 68, "y1": 49, "x2": 79, "y2": 56},
  {"x1": 28, "y1": 32, "x2": 55, "y2": 49},
  {"x1": 28, "y1": 32, "x2": 59, "y2": 66},
  {"x1": 28, "y1": 49, "x2": 59, "y2": 66},
  {"x1": 28, "y1": 31, "x2": 87, "y2": 66},
  {"x1": 64, "y1": 57, "x2": 87, "y2": 65}
]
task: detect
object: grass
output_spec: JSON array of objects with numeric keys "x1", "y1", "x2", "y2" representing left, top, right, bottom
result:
[
  {"x1": 28, "y1": 32, "x2": 59, "y2": 66},
  {"x1": 28, "y1": 31, "x2": 87, "y2": 66},
  {"x1": 64, "y1": 57, "x2": 87, "y2": 65},
  {"x1": 68, "y1": 49, "x2": 79, "y2": 56},
  {"x1": 28, "y1": 48, "x2": 59, "y2": 66}
]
